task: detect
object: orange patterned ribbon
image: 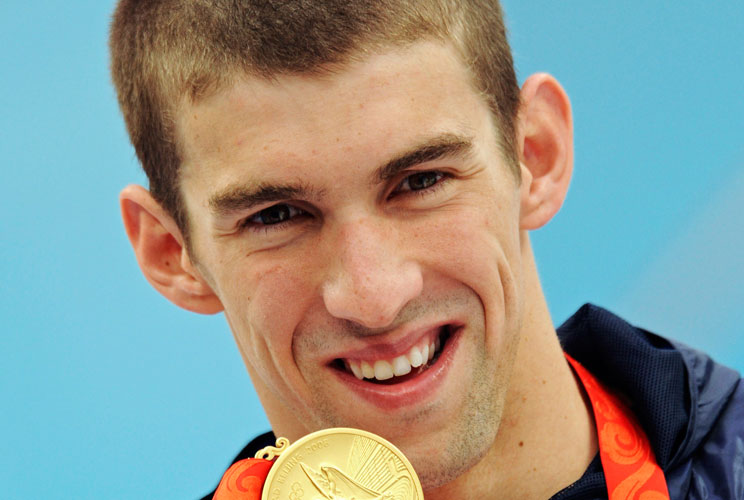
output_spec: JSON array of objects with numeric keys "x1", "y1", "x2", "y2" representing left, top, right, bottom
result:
[
  {"x1": 565, "y1": 354, "x2": 670, "y2": 500},
  {"x1": 214, "y1": 356, "x2": 670, "y2": 500},
  {"x1": 213, "y1": 458, "x2": 273, "y2": 500}
]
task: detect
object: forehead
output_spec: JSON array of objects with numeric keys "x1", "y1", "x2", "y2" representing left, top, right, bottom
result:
[{"x1": 176, "y1": 41, "x2": 496, "y2": 197}]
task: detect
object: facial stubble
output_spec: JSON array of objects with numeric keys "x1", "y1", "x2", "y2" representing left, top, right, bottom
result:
[{"x1": 301, "y1": 323, "x2": 513, "y2": 492}]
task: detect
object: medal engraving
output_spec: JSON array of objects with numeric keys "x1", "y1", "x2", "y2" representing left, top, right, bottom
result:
[{"x1": 261, "y1": 428, "x2": 423, "y2": 500}]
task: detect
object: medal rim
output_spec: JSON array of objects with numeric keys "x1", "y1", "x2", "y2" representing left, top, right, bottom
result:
[{"x1": 260, "y1": 427, "x2": 424, "y2": 500}]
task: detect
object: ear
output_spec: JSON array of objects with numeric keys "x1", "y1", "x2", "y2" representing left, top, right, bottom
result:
[
  {"x1": 517, "y1": 73, "x2": 574, "y2": 230},
  {"x1": 120, "y1": 184, "x2": 223, "y2": 314}
]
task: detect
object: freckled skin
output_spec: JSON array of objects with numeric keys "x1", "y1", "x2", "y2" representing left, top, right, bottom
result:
[{"x1": 167, "y1": 42, "x2": 593, "y2": 499}]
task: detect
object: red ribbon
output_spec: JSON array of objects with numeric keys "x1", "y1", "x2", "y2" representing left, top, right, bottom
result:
[
  {"x1": 214, "y1": 356, "x2": 671, "y2": 499},
  {"x1": 566, "y1": 354, "x2": 670, "y2": 500},
  {"x1": 213, "y1": 458, "x2": 273, "y2": 500}
]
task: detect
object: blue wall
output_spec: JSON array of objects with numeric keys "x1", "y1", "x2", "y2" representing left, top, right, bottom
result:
[{"x1": 2, "y1": 1, "x2": 742, "y2": 497}]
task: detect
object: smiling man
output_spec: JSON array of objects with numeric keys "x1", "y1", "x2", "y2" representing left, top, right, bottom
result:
[{"x1": 110, "y1": 1, "x2": 743, "y2": 499}]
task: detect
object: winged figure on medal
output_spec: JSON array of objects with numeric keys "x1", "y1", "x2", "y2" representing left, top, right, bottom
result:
[{"x1": 300, "y1": 436, "x2": 415, "y2": 500}]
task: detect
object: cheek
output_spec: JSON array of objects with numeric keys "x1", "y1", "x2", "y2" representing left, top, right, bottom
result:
[
  {"x1": 415, "y1": 195, "x2": 521, "y2": 286},
  {"x1": 412, "y1": 196, "x2": 523, "y2": 345},
  {"x1": 219, "y1": 259, "x2": 316, "y2": 379}
]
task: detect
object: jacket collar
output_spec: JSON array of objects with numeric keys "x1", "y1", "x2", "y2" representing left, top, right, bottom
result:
[{"x1": 558, "y1": 304, "x2": 739, "y2": 469}]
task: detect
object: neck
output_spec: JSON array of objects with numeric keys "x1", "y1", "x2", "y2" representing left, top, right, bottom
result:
[{"x1": 425, "y1": 236, "x2": 597, "y2": 500}]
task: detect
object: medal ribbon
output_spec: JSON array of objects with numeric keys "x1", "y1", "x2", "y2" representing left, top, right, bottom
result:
[
  {"x1": 565, "y1": 354, "x2": 670, "y2": 500},
  {"x1": 213, "y1": 457, "x2": 272, "y2": 500},
  {"x1": 213, "y1": 356, "x2": 671, "y2": 500}
]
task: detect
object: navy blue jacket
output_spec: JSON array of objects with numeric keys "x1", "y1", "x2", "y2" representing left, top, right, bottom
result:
[
  {"x1": 202, "y1": 305, "x2": 744, "y2": 499},
  {"x1": 554, "y1": 304, "x2": 744, "y2": 499}
]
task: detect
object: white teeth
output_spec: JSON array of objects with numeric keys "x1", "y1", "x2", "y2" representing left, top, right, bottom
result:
[
  {"x1": 392, "y1": 355, "x2": 412, "y2": 376},
  {"x1": 349, "y1": 361, "x2": 363, "y2": 380},
  {"x1": 373, "y1": 360, "x2": 394, "y2": 380},
  {"x1": 408, "y1": 346, "x2": 424, "y2": 368},
  {"x1": 421, "y1": 343, "x2": 430, "y2": 364},
  {"x1": 344, "y1": 330, "x2": 448, "y2": 381}
]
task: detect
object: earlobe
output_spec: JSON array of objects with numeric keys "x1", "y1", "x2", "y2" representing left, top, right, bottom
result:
[
  {"x1": 120, "y1": 185, "x2": 223, "y2": 314},
  {"x1": 517, "y1": 73, "x2": 574, "y2": 230}
]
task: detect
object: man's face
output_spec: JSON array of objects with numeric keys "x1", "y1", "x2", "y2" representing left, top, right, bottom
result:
[{"x1": 177, "y1": 41, "x2": 527, "y2": 488}]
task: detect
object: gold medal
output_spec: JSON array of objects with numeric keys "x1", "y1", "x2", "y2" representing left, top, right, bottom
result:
[{"x1": 256, "y1": 428, "x2": 423, "y2": 500}]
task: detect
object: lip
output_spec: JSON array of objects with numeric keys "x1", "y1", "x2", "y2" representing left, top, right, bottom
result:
[
  {"x1": 332, "y1": 323, "x2": 447, "y2": 362},
  {"x1": 330, "y1": 324, "x2": 463, "y2": 411}
]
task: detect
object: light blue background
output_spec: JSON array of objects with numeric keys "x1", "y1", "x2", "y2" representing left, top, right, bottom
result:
[{"x1": 2, "y1": 1, "x2": 742, "y2": 498}]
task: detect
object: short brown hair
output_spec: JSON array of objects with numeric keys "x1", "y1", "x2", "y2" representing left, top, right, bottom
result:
[{"x1": 110, "y1": 0, "x2": 520, "y2": 240}]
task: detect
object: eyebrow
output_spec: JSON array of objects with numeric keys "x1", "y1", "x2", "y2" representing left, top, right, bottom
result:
[
  {"x1": 209, "y1": 183, "x2": 315, "y2": 217},
  {"x1": 208, "y1": 132, "x2": 475, "y2": 217},
  {"x1": 376, "y1": 133, "x2": 475, "y2": 183}
]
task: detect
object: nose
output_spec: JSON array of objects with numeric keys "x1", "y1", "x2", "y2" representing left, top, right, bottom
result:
[{"x1": 321, "y1": 216, "x2": 423, "y2": 329}]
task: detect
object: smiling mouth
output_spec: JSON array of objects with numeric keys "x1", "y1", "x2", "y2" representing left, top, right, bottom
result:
[{"x1": 331, "y1": 325, "x2": 455, "y2": 385}]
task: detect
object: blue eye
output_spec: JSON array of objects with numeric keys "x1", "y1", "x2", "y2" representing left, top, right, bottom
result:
[
  {"x1": 247, "y1": 204, "x2": 306, "y2": 226},
  {"x1": 395, "y1": 171, "x2": 446, "y2": 194}
]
